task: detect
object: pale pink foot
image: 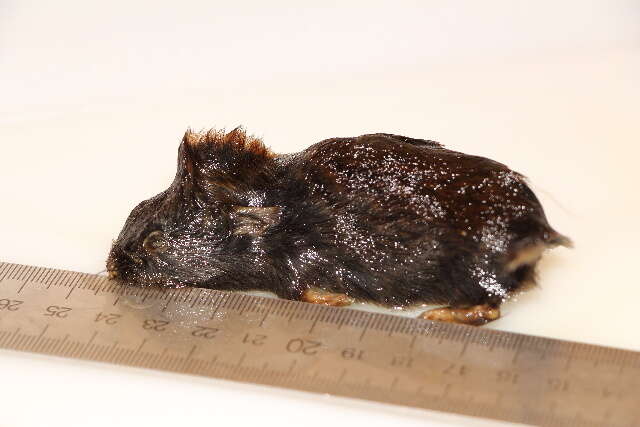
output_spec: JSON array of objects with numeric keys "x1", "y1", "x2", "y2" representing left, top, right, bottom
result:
[
  {"x1": 302, "y1": 288, "x2": 354, "y2": 307},
  {"x1": 420, "y1": 304, "x2": 500, "y2": 326}
]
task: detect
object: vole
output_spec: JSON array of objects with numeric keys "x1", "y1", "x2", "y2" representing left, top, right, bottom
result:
[{"x1": 106, "y1": 128, "x2": 570, "y2": 325}]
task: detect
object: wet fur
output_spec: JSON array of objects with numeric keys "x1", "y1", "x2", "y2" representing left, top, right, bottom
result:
[{"x1": 107, "y1": 128, "x2": 570, "y2": 309}]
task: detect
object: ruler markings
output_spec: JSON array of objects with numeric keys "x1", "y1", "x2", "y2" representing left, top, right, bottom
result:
[
  {"x1": 191, "y1": 289, "x2": 209, "y2": 308},
  {"x1": 0, "y1": 262, "x2": 639, "y2": 427},
  {"x1": 336, "y1": 313, "x2": 345, "y2": 330},
  {"x1": 47, "y1": 336, "x2": 63, "y2": 354},
  {"x1": 135, "y1": 338, "x2": 147, "y2": 353},
  {"x1": 136, "y1": 288, "x2": 149, "y2": 303},
  {"x1": 38, "y1": 267, "x2": 55, "y2": 287},
  {"x1": 450, "y1": 324, "x2": 463, "y2": 346},
  {"x1": 286, "y1": 306, "x2": 296, "y2": 323},
  {"x1": 105, "y1": 341, "x2": 118, "y2": 361},
  {"x1": 51, "y1": 270, "x2": 68, "y2": 289},
  {"x1": 208, "y1": 293, "x2": 229, "y2": 319},
  {"x1": 38, "y1": 336, "x2": 52, "y2": 354},
  {"x1": 39, "y1": 268, "x2": 59, "y2": 285},
  {"x1": 91, "y1": 275, "x2": 106, "y2": 291},
  {"x1": 82, "y1": 273, "x2": 99, "y2": 292},
  {"x1": 71, "y1": 272, "x2": 87, "y2": 289},
  {"x1": 57, "y1": 270, "x2": 72, "y2": 288},
  {"x1": 124, "y1": 348, "x2": 137, "y2": 366},
  {"x1": 69, "y1": 340, "x2": 82, "y2": 358},
  {"x1": 43, "y1": 268, "x2": 61, "y2": 290},
  {"x1": 118, "y1": 347, "x2": 132, "y2": 366},
  {"x1": 201, "y1": 290, "x2": 216, "y2": 310},
  {"x1": 180, "y1": 287, "x2": 193, "y2": 304},
  {"x1": 54, "y1": 334, "x2": 69, "y2": 355},
  {"x1": 48, "y1": 268, "x2": 65, "y2": 288},
  {"x1": 186, "y1": 344, "x2": 197, "y2": 360},
  {"x1": 229, "y1": 293, "x2": 243, "y2": 311},
  {"x1": 78, "y1": 272, "x2": 92, "y2": 290},
  {"x1": 61, "y1": 281, "x2": 630, "y2": 360},
  {"x1": 24, "y1": 333, "x2": 39, "y2": 352},
  {"x1": 385, "y1": 315, "x2": 397, "y2": 337},
  {"x1": 119, "y1": 347, "x2": 133, "y2": 366},
  {"x1": 96, "y1": 276, "x2": 109, "y2": 294},
  {"x1": 276, "y1": 298, "x2": 291, "y2": 318},
  {"x1": 5, "y1": 328, "x2": 22, "y2": 348},
  {"x1": 69, "y1": 340, "x2": 84, "y2": 359},
  {"x1": 190, "y1": 289, "x2": 203, "y2": 308},
  {"x1": 23, "y1": 266, "x2": 41, "y2": 285},
  {"x1": 16, "y1": 280, "x2": 29, "y2": 294},
  {"x1": 325, "y1": 304, "x2": 340, "y2": 328},
  {"x1": 106, "y1": 279, "x2": 118, "y2": 293},
  {"x1": 373, "y1": 313, "x2": 388, "y2": 334},
  {"x1": 59, "y1": 270, "x2": 73, "y2": 288},
  {"x1": 408, "y1": 334, "x2": 418, "y2": 350},
  {"x1": 0, "y1": 263, "x2": 12, "y2": 281},
  {"x1": 21, "y1": 264, "x2": 37, "y2": 283},
  {"x1": 169, "y1": 354, "x2": 183, "y2": 373},
  {"x1": 30, "y1": 267, "x2": 45, "y2": 285},
  {"x1": 59, "y1": 339, "x2": 73, "y2": 358},
  {"x1": 366, "y1": 313, "x2": 381, "y2": 336},
  {"x1": 25, "y1": 333, "x2": 39, "y2": 352},
  {"x1": 236, "y1": 294, "x2": 249, "y2": 315},
  {"x1": 142, "y1": 349, "x2": 156, "y2": 369},
  {"x1": 151, "y1": 287, "x2": 163, "y2": 302},
  {"x1": 11, "y1": 333, "x2": 26, "y2": 351},
  {"x1": 65, "y1": 273, "x2": 82, "y2": 299},
  {"x1": 103, "y1": 280, "x2": 115, "y2": 293},
  {"x1": 34, "y1": 266, "x2": 49, "y2": 285},
  {"x1": 90, "y1": 343, "x2": 105, "y2": 362},
  {"x1": 258, "y1": 311, "x2": 269, "y2": 328},
  {"x1": 5, "y1": 263, "x2": 21, "y2": 281},
  {"x1": 98, "y1": 343, "x2": 115, "y2": 364},
  {"x1": 11, "y1": 264, "x2": 26, "y2": 281},
  {"x1": 160, "y1": 289, "x2": 175, "y2": 301},
  {"x1": 307, "y1": 317, "x2": 318, "y2": 334},
  {"x1": 53, "y1": 269, "x2": 70, "y2": 289},
  {"x1": 25, "y1": 267, "x2": 42, "y2": 282},
  {"x1": 160, "y1": 294, "x2": 173, "y2": 312},
  {"x1": 136, "y1": 350, "x2": 150, "y2": 368},
  {"x1": 110, "y1": 346, "x2": 124, "y2": 364},
  {"x1": 32, "y1": 324, "x2": 49, "y2": 349}
]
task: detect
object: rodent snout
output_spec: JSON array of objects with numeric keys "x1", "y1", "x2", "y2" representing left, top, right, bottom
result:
[
  {"x1": 106, "y1": 252, "x2": 120, "y2": 280},
  {"x1": 106, "y1": 246, "x2": 141, "y2": 281}
]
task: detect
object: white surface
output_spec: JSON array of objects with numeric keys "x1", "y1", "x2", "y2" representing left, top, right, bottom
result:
[{"x1": 1, "y1": 1, "x2": 639, "y2": 426}]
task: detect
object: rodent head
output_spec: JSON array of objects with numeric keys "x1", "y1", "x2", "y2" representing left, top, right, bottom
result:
[{"x1": 106, "y1": 128, "x2": 281, "y2": 288}]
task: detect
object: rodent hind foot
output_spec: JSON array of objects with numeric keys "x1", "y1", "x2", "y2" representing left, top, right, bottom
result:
[
  {"x1": 419, "y1": 304, "x2": 500, "y2": 326},
  {"x1": 301, "y1": 288, "x2": 354, "y2": 307}
]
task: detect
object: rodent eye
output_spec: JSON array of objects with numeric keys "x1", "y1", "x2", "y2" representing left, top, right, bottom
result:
[{"x1": 143, "y1": 230, "x2": 167, "y2": 253}]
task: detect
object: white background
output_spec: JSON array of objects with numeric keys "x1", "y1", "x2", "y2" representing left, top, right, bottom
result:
[{"x1": 1, "y1": 1, "x2": 639, "y2": 426}]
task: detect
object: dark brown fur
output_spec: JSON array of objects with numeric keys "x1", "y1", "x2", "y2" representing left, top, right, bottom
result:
[{"x1": 107, "y1": 128, "x2": 570, "y2": 310}]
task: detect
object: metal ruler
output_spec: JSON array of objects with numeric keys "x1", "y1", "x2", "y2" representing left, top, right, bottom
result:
[{"x1": 0, "y1": 262, "x2": 638, "y2": 426}]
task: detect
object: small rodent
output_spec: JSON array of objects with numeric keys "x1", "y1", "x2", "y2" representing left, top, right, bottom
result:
[{"x1": 107, "y1": 128, "x2": 570, "y2": 325}]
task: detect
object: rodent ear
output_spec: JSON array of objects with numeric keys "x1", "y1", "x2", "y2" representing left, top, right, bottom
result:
[
  {"x1": 176, "y1": 127, "x2": 276, "y2": 205},
  {"x1": 173, "y1": 130, "x2": 205, "y2": 202},
  {"x1": 230, "y1": 206, "x2": 282, "y2": 236},
  {"x1": 179, "y1": 130, "x2": 198, "y2": 176}
]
